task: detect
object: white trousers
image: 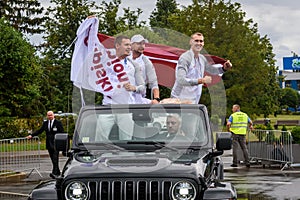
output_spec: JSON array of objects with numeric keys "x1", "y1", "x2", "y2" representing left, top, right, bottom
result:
[{"x1": 96, "y1": 114, "x2": 134, "y2": 141}]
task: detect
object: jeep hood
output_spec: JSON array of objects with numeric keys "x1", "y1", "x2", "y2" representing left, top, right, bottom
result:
[{"x1": 64, "y1": 152, "x2": 208, "y2": 178}]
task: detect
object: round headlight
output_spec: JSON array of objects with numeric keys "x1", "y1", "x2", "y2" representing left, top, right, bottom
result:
[
  {"x1": 65, "y1": 181, "x2": 89, "y2": 200},
  {"x1": 171, "y1": 181, "x2": 196, "y2": 200}
]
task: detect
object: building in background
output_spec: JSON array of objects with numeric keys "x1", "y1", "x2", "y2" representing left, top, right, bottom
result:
[{"x1": 279, "y1": 55, "x2": 300, "y2": 94}]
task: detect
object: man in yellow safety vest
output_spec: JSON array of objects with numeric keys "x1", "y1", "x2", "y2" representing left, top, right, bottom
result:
[{"x1": 227, "y1": 104, "x2": 253, "y2": 168}]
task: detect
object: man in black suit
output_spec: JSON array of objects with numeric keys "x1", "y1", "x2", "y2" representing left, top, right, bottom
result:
[
  {"x1": 27, "y1": 110, "x2": 64, "y2": 178},
  {"x1": 153, "y1": 114, "x2": 188, "y2": 141}
]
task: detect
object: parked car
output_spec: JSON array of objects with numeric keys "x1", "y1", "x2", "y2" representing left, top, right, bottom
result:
[
  {"x1": 283, "y1": 106, "x2": 300, "y2": 112},
  {"x1": 28, "y1": 104, "x2": 237, "y2": 200}
]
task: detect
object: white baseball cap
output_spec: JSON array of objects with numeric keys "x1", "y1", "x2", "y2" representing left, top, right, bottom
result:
[{"x1": 131, "y1": 34, "x2": 148, "y2": 43}]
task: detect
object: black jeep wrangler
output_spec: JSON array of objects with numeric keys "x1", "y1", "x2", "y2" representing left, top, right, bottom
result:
[{"x1": 28, "y1": 104, "x2": 236, "y2": 200}]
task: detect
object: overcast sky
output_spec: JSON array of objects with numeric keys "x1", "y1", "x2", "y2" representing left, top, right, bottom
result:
[
  {"x1": 232, "y1": 0, "x2": 300, "y2": 69},
  {"x1": 38, "y1": 0, "x2": 300, "y2": 69},
  {"x1": 118, "y1": 0, "x2": 300, "y2": 69}
]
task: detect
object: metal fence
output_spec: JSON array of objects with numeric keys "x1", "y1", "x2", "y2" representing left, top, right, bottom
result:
[
  {"x1": 0, "y1": 137, "x2": 41, "y2": 177},
  {"x1": 248, "y1": 129, "x2": 293, "y2": 170}
]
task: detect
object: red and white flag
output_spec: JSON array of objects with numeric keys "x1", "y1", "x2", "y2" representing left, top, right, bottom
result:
[
  {"x1": 71, "y1": 18, "x2": 134, "y2": 100},
  {"x1": 71, "y1": 17, "x2": 227, "y2": 102},
  {"x1": 97, "y1": 33, "x2": 227, "y2": 88}
]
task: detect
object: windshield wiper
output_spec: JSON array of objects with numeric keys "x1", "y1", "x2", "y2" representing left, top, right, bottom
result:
[{"x1": 78, "y1": 142, "x2": 125, "y2": 152}]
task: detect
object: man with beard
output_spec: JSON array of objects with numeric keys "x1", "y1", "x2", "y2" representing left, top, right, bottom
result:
[{"x1": 130, "y1": 34, "x2": 160, "y2": 103}]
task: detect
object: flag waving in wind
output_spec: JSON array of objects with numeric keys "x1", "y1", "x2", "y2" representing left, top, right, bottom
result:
[
  {"x1": 96, "y1": 33, "x2": 227, "y2": 88},
  {"x1": 71, "y1": 17, "x2": 228, "y2": 104},
  {"x1": 71, "y1": 17, "x2": 138, "y2": 104},
  {"x1": 71, "y1": 17, "x2": 116, "y2": 95}
]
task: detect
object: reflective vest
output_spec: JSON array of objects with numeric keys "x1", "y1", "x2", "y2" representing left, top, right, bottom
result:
[{"x1": 230, "y1": 112, "x2": 248, "y2": 135}]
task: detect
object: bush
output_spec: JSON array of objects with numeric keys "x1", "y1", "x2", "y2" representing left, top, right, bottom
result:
[
  {"x1": 55, "y1": 116, "x2": 76, "y2": 138},
  {"x1": 265, "y1": 131, "x2": 276, "y2": 144},
  {"x1": 0, "y1": 116, "x2": 45, "y2": 140},
  {"x1": 0, "y1": 115, "x2": 77, "y2": 140},
  {"x1": 254, "y1": 124, "x2": 273, "y2": 130},
  {"x1": 0, "y1": 117, "x2": 20, "y2": 139},
  {"x1": 281, "y1": 125, "x2": 288, "y2": 131},
  {"x1": 291, "y1": 126, "x2": 300, "y2": 144}
]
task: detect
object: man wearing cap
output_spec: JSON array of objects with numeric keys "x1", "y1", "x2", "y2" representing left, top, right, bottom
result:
[{"x1": 130, "y1": 34, "x2": 161, "y2": 103}]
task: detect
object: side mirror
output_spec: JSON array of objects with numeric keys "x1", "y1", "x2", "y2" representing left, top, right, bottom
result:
[
  {"x1": 55, "y1": 133, "x2": 69, "y2": 156},
  {"x1": 216, "y1": 132, "x2": 232, "y2": 151}
]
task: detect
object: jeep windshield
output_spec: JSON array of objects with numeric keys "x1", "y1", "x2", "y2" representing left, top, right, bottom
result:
[{"x1": 74, "y1": 104, "x2": 211, "y2": 152}]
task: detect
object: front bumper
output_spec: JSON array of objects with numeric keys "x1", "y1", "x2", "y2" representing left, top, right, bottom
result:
[{"x1": 203, "y1": 182, "x2": 237, "y2": 199}]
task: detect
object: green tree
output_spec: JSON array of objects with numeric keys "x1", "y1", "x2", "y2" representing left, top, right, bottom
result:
[
  {"x1": 279, "y1": 87, "x2": 300, "y2": 112},
  {"x1": 98, "y1": 0, "x2": 146, "y2": 36},
  {"x1": 149, "y1": 0, "x2": 179, "y2": 28},
  {"x1": 0, "y1": 18, "x2": 43, "y2": 117},
  {"x1": 41, "y1": 0, "x2": 101, "y2": 112},
  {"x1": 42, "y1": 0, "x2": 146, "y2": 111},
  {"x1": 291, "y1": 126, "x2": 300, "y2": 144},
  {"x1": 167, "y1": 0, "x2": 280, "y2": 117},
  {"x1": 148, "y1": 0, "x2": 183, "y2": 99},
  {"x1": 0, "y1": 0, "x2": 45, "y2": 34}
]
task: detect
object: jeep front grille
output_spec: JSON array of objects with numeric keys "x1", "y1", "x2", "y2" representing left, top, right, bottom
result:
[{"x1": 80, "y1": 178, "x2": 195, "y2": 200}]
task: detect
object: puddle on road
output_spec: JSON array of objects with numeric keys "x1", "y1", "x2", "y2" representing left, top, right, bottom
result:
[
  {"x1": 237, "y1": 190, "x2": 274, "y2": 200},
  {"x1": 225, "y1": 167, "x2": 300, "y2": 200},
  {"x1": 0, "y1": 181, "x2": 39, "y2": 200},
  {"x1": 0, "y1": 192, "x2": 28, "y2": 200},
  {"x1": 2, "y1": 169, "x2": 300, "y2": 200}
]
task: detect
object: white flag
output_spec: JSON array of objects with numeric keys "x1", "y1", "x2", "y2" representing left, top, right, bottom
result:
[{"x1": 71, "y1": 17, "x2": 131, "y2": 97}]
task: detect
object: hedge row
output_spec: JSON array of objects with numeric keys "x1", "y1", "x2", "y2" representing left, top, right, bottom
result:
[{"x1": 0, "y1": 116, "x2": 76, "y2": 140}]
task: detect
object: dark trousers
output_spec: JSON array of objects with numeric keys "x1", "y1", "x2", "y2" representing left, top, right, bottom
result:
[
  {"x1": 48, "y1": 148, "x2": 60, "y2": 175},
  {"x1": 232, "y1": 134, "x2": 250, "y2": 165}
]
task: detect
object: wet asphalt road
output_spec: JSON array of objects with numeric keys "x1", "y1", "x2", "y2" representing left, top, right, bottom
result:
[
  {"x1": 225, "y1": 165, "x2": 300, "y2": 199},
  {"x1": 1, "y1": 150, "x2": 300, "y2": 200}
]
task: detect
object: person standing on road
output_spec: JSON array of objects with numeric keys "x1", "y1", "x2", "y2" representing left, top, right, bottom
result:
[
  {"x1": 27, "y1": 111, "x2": 64, "y2": 178},
  {"x1": 227, "y1": 104, "x2": 253, "y2": 168},
  {"x1": 171, "y1": 32, "x2": 232, "y2": 104},
  {"x1": 130, "y1": 34, "x2": 161, "y2": 103}
]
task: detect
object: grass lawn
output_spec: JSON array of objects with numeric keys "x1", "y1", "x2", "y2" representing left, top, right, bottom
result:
[
  {"x1": 256, "y1": 114, "x2": 300, "y2": 121},
  {"x1": 255, "y1": 114, "x2": 300, "y2": 131},
  {"x1": 0, "y1": 139, "x2": 46, "y2": 152}
]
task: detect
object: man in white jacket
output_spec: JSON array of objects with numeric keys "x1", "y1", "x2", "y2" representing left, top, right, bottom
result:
[
  {"x1": 171, "y1": 32, "x2": 232, "y2": 104},
  {"x1": 71, "y1": 17, "x2": 148, "y2": 105},
  {"x1": 98, "y1": 35, "x2": 151, "y2": 141},
  {"x1": 101, "y1": 35, "x2": 147, "y2": 105},
  {"x1": 130, "y1": 34, "x2": 161, "y2": 103}
]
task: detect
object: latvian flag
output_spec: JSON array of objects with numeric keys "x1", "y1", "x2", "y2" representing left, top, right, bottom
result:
[{"x1": 71, "y1": 17, "x2": 227, "y2": 99}]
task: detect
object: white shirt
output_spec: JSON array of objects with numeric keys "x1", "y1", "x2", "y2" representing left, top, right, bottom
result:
[
  {"x1": 171, "y1": 57, "x2": 204, "y2": 103},
  {"x1": 48, "y1": 120, "x2": 54, "y2": 130},
  {"x1": 130, "y1": 55, "x2": 147, "y2": 82},
  {"x1": 102, "y1": 58, "x2": 137, "y2": 105},
  {"x1": 171, "y1": 50, "x2": 224, "y2": 104}
]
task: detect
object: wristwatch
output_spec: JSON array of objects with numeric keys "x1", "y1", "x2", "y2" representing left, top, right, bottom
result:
[{"x1": 154, "y1": 97, "x2": 160, "y2": 102}]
